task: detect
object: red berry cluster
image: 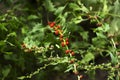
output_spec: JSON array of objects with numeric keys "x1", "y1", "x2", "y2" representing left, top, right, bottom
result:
[
  {"x1": 65, "y1": 49, "x2": 75, "y2": 56},
  {"x1": 48, "y1": 22, "x2": 55, "y2": 28},
  {"x1": 48, "y1": 21, "x2": 83, "y2": 77},
  {"x1": 48, "y1": 21, "x2": 75, "y2": 56}
]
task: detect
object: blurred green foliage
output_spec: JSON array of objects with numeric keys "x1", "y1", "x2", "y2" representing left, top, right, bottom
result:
[{"x1": 0, "y1": 0, "x2": 120, "y2": 80}]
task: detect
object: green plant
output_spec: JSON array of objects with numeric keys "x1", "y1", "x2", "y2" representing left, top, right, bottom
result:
[{"x1": 0, "y1": 0, "x2": 120, "y2": 80}]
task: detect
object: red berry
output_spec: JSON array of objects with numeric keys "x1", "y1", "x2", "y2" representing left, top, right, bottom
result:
[
  {"x1": 59, "y1": 35, "x2": 63, "y2": 41},
  {"x1": 71, "y1": 51, "x2": 75, "y2": 56},
  {"x1": 60, "y1": 35, "x2": 63, "y2": 38},
  {"x1": 50, "y1": 22, "x2": 55, "y2": 27},
  {"x1": 66, "y1": 41, "x2": 69, "y2": 45},
  {"x1": 65, "y1": 50, "x2": 70, "y2": 54},
  {"x1": 66, "y1": 38, "x2": 69, "y2": 42},
  {"x1": 55, "y1": 30, "x2": 59, "y2": 35},
  {"x1": 61, "y1": 42, "x2": 65, "y2": 47},
  {"x1": 56, "y1": 25, "x2": 61, "y2": 29},
  {"x1": 48, "y1": 22, "x2": 55, "y2": 28},
  {"x1": 60, "y1": 37, "x2": 63, "y2": 41}
]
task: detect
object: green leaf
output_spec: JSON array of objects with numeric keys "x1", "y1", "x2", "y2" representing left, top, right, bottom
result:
[
  {"x1": 27, "y1": 15, "x2": 39, "y2": 20},
  {"x1": 81, "y1": 52, "x2": 94, "y2": 63},
  {"x1": 72, "y1": 16, "x2": 84, "y2": 24},
  {"x1": 21, "y1": 27, "x2": 28, "y2": 34},
  {"x1": 80, "y1": 31, "x2": 89, "y2": 40},
  {"x1": 44, "y1": 42, "x2": 51, "y2": 48},
  {"x1": 2, "y1": 66, "x2": 11, "y2": 79},
  {"x1": 109, "y1": 52, "x2": 118, "y2": 64},
  {"x1": 103, "y1": 23, "x2": 110, "y2": 32},
  {"x1": 69, "y1": 3, "x2": 81, "y2": 11},
  {"x1": 92, "y1": 37, "x2": 107, "y2": 48},
  {"x1": 54, "y1": 6, "x2": 65, "y2": 15},
  {"x1": 4, "y1": 52, "x2": 13, "y2": 55},
  {"x1": 17, "y1": 76, "x2": 26, "y2": 80},
  {"x1": 0, "y1": 40, "x2": 6, "y2": 46},
  {"x1": 64, "y1": 65, "x2": 73, "y2": 73},
  {"x1": 95, "y1": 23, "x2": 110, "y2": 32},
  {"x1": 96, "y1": 32, "x2": 106, "y2": 38},
  {"x1": 7, "y1": 32, "x2": 16, "y2": 37},
  {"x1": 69, "y1": 3, "x2": 89, "y2": 12},
  {"x1": 0, "y1": 23, "x2": 8, "y2": 31},
  {"x1": 44, "y1": 0, "x2": 55, "y2": 12}
]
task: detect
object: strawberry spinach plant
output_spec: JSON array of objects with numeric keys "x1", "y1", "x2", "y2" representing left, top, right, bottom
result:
[{"x1": 0, "y1": 0, "x2": 120, "y2": 80}]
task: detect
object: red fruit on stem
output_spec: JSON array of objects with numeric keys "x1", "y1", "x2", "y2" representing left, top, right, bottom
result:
[
  {"x1": 50, "y1": 22, "x2": 55, "y2": 28},
  {"x1": 60, "y1": 37, "x2": 63, "y2": 41},
  {"x1": 71, "y1": 51, "x2": 75, "y2": 56},
  {"x1": 56, "y1": 25, "x2": 61, "y2": 29},
  {"x1": 60, "y1": 35, "x2": 63, "y2": 38},
  {"x1": 55, "y1": 30, "x2": 59, "y2": 35},
  {"x1": 65, "y1": 50, "x2": 70, "y2": 54},
  {"x1": 52, "y1": 22, "x2": 55, "y2": 24},
  {"x1": 66, "y1": 38, "x2": 69, "y2": 42},
  {"x1": 48, "y1": 22, "x2": 55, "y2": 28},
  {"x1": 61, "y1": 42, "x2": 65, "y2": 47},
  {"x1": 66, "y1": 41, "x2": 69, "y2": 45},
  {"x1": 69, "y1": 50, "x2": 72, "y2": 53}
]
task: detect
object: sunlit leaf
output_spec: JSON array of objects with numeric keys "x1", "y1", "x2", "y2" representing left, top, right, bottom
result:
[
  {"x1": 18, "y1": 76, "x2": 26, "y2": 80},
  {"x1": 54, "y1": 6, "x2": 65, "y2": 15},
  {"x1": 69, "y1": 3, "x2": 81, "y2": 11},
  {"x1": 44, "y1": 0, "x2": 55, "y2": 12},
  {"x1": 81, "y1": 52, "x2": 94, "y2": 63},
  {"x1": 109, "y1": 52, "x2": 118, "y2": 64},
  {"x1": 28, "y1": 15, "x2": 39, "y2": 20}
]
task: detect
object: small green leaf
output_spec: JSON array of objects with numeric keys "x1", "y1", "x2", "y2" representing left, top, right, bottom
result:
[
  {"x1": 2, "y1": 66, "x2": 11, "y2": 78},
  {"x1": 109, "y1": 52, "x2": 118, "y2": 64},
  {"x1": 27, "y1": 15, "x2": 38, "y2": 20},
  {"x1": 17, "y1": 76, "x2": 26, "y2": 80},
  {"x1": 54, "y1": 6, "x2": 65, "y2": 15},
  {"x1": 7, "y1": 32, "x2": 16, "y2": 37},
  {"x1": 64, "y1": 65, "x2": 73, "y2": 72},
  {"x1": 55, "y1": 44, "x2": 60, "y2": 48},
  {"x1": 44, "y1": 0, "x2": 55, "y2": 12},
  {"x1": 4, "y1": 52, "x2": 13, "y2": 55},
  {"x1": 44, "y1": 42, "x2": 51, "y2": 48},
  {"x1": 81, "y1": 52, "x2": 94, "y2": 63},
  {"x1": 0, "y1": 40, "x2": 6, "y2": 46},
  {"x1": 80, "y1": 31, "x2": 88, "y2": 40},
  {"x1": 69, "y1": 3, "x2": 80, "y2": 11},
  {"x1": 0, "y1": 23, "x2": 8, "y2": 31}
]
